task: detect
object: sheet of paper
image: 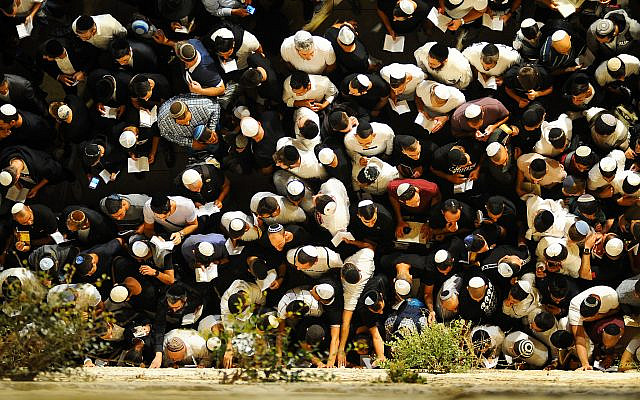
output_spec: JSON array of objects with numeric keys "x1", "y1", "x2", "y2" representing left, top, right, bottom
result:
[
  {"x1": 139, "y1": 110, "x2": 152, "y2": 127},
  {"x1": 259, "y1": 270, "x2": 277, "y2": 291},
  {"x1": 101, "y1": 106, "x2": 118, "y2": 119},
  {"x1": 196, "y1": 202, "x2": 221, "y2": 217},
  {"x1": 414, "y1": 113, "x2": 436, "y2": 132},
  {"x1": 16, "y1": 19, "x2": 33, "y2": 39},
  {"x1": 478, "y1": 74, "x2": 497, "y2": 89},
  {"x1": 390, "y1": 99, "x2": 410, "y2": 114},
  {"x1": 99, "y1": 169, "x2": 112, "y2": 183},
  {"x1": 482, "y1": 14, "x2": 503, "y2": 31},
  {"x1": 383, "y1": 34, "x2": 405, "y2": 52},
  {"x1": 5, "y1": 185, "x2": 29, "y2": 202},
  {"x1": 453, "y1": 179, "x2": 474, "y2": 194},
  {"x1": 556, "y1": 1, "x2": 576, "y2": 18},
  {"x1": 331, "y1": 231, "x2": 355, "y2": 247},
  {"x1": 195, "y1": 263, "x2": 219, "y2": 282},
  {"x1": 50, "y1": 231, "x2": 67, "y2": 244},
  {"x1": 225, "y1": 238, "x2": 244, "y2": 255},
  {"x1": 150, "y1": 235, "x2": 175, "y2": 251},
  {"x1": 220, "y1": 58, "x2": 238, "y2": 73},
  {"x1": 128, "y1": 157, "x2": 150, "y2": 173},
  {"x1": 398, "y1": 221, "x2": 426, "y2": 244},
  {"x1": 427, "y1": 7, "x2": 451, "y2": 33}
]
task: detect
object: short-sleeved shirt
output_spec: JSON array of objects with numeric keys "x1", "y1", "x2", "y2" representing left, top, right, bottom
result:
[
  {"x1": 280, "y1": 36, "x2": 336, "y2": 74},
  {"x1": 450, "y1": 97, "x2": 509, "y2": 137},
  {"x1": 388, "y1": 178, "x2": 440, "y2": 215},
  {"x1": 143, "y1": 196, "x2": 197, "y2": 233},
  {"x1": 568, "y1": 286, "x2": 619, "y2": 326}
]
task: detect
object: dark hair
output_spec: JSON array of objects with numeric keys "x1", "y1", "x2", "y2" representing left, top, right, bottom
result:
[
  {"x1": 328, "y1": 111, "x2": 349, "y2": 131},
  {"x1": 350, "y1": 75, "x2": 368, "y2": 92},
  {"x1": 240, "y1": 68, "x2": 263, "y2": 88},
  {"x1": 548, "y1": 127, "x2": 566, "y2": 149},
  {"x1": 534, "y1": 210, "x2": 554, "y2": 233},
  {"x1": 129, "y1": 74, "x2": 152, "y2": 99},
  {"x1": 73, "y1": 253, "x2": 93, "y2": 277},
  {"x1": 290, "y1": 71, "x2": 310, "y2": 90},
  {"x1": 357, "y1": 165, "x2": 379, "y2": 184},
  {"x1": 549, "y1": 276, "x2": 569, "y2": 299},
  {"x1": 281, "y1": 145, "x2": 300, "y2": 166},
  {"x1": 480, "y1": 43, "x2": 499, "y2": 65},
  {"x1": 94, "y1": 76, "x2": 116, "y2": 103},
  {"x1": 104, "y1": 194, "x2": 124, "y2": 215},
  {"x1": 533, "y1": 311, "x2": 555, "y2": 331},
  {"x1": 166, "y1": 284, "x2": 187, "y2": 303},
  {"x1": 509, "y1": 283, "x2": 529, "y2": 301},
  {"x1": 550, "y1": 330, "x2": 574, "y2": 349},
  {"x1": 522, "y1": 24, "x2": 539, "y2": 40},
  {"x1": 358, "y1": 202, "x2": 376, "y2": 220},
  {"x1": 634, "y1": 279, "x2": 640, "y2": 296},
  {"x1": 486, "y1": 196, "x2": 505, "y2": 215},
  {"x1": 44, "y1": 39, "x2": 65, "y2": 58},
  {"x1": 517, "y1": 65, "x2": 539, "y2": 91},
  {"x1": 1, "y1": 276, "x2": 22, "y2": 300},
  {"x1": 150, "y1": 194, "x2": 171, "y2": 214},
  {"x1": 297, "y1": 248, "x2": 318, "y2": 265},
  {"x1": 530, "y1": 158, "x2": 547, "y2": 179},
  {"x1": 356, "y1": 120, "x2": 373, "y2": 139},
  {"x1": 579, "y1": 294, "x2": 601, "y2": 318},
  {"x1": 305, "y1": 324, "x2": 326, "y2": 345},
  {"x1": 228, "y1": 291, "x2": 248, "y2": 315},
  {"x1": 299, "y1": 119, "x2": 319, "y2": 139},
  {"x1": 75, "y1": 15, "x2": 95, "y2": 32},
  {"x1": 465, "y1": 234, "x2": 486, "y2": 253},
  {"x1": 256, "y1": 196, "x2": 279, "y2": 216},
  {"x1": 603, "y1": 323, "x2": 621, "y2": 336},
  {"x1": 213, "y1": 37, "x2": 234, "y2": 54},
  {"x1": 315, "y1": 194, "x2": 335, "y2": 214},
  {"x1": 442, "y1": 199, "x2": 460, "y2": 214},
  {"x1": 342, "y1": 262, "x2": 360, "y2": 284},
  {"x1": 286, "y1": 299, "x2": 309, "y2": 316},
  {"x1": 428, "y1": 43, "x2": 449, "y2": 63},
  {"x1": 522, "y1": 102, "x2": 545, "y2": 127},
  {"x1": 448, "y1": 149, "x2": 467, "y2": 166},
  {"x1": 110, "y1": 37, "x2": 130, "y2": 59}
]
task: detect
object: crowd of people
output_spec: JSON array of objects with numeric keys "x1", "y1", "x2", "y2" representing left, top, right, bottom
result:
[{"x1": 0, "y1": 0, "x2": 640, "y2": 371}]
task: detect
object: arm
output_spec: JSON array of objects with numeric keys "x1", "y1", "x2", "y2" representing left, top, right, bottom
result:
[
  {"x1": 156, "y1": 268, "x2": 175, "y2": 285},
  {"x1": 337, "y1": 310, "x2": 354, "y2": 367},
  {"x1": 369, "y1": 326, "x2": 386, "y2": 364},
  {"x1": 325, "y1": 325, "x2": 341, "y2": 367},
  {"x1": 571, "y1": 324, "x2": 592, "y2": 370},
  {"x1": 618, "y1": 350, "x2": 635, "y2": 372},
  {"x1": 216, "y1": 176, "x2": 231, "y2": 207},
  {"x1": 376, "y1": 9, "x2": 395, "y2": 38},
  {"x1": 143, "y1": 222, "x2": 155, "y2": 237},
  {"x1": 423, "y1": 284, "x2": 436, "y2": 323},
  {"x1": 148, "y1": 136, "x2": 160, "y2": 164}
]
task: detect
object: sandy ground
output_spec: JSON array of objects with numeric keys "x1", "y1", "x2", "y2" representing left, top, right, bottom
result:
[{"x1": 2, "y1": 368, "x2": 640, "y2": 400}]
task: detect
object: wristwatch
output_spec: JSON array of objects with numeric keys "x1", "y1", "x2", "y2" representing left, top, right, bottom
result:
[
  {"x1": 582, "y1": 248, "x2": 591, "y2": 255},
  {"x1": 154, "y1": 269, "x2": 160, "y2": 277}
]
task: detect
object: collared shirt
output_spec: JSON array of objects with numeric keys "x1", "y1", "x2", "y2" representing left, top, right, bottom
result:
[
  {"x1": 249, "y1": 192, "x2": 307, "y2": 225},
  {"x1": 585, "y1": 107, "x2": 630, "y2": 151},
  {"x1": 523, "y1": 194, "x2": 570, "y2": 241},
  {"x1": 612, "y1": 170, "x2": 640, "y2": 197},
  {"x1": 445, "y1": 0, "x2": 488, "y2": 19},
  {"x1": 379, "y1": 63, "x2": 425, "y2": 101},
  {"x1": 535, "y1": 236, "x2": 582, "y2": 278},
  {"x1": 415, "y1": 80, "x2": 466, "y2": 115},
  {"x1": 293, "y1": 107, "x2": 321, "y2": 148},
  {"x1": 282, "y1": 74, "x2": 338, "y2": 108},
  {"x1": 286, "y1": 246, "x2": 343, "y2": 278},
  {"x1": 220, "y1": 280, "x2": 265, "y2": 329},
  {"x1": 533, "y1": 114, "x2": 573, "y2": 157},
  {"x1": 414, "y1": 43, "x2": 473, "y2": 89},
  {"x1": 72, "y1": 14, "x2": 127, "y2": 50},
  {"x1": 280, "y1": 35, "x2": 336, "y2": 74},
  {"x1": 352, "y1": 157, "x2": 399, "y2": 195},
  {"x1": 343, "y1": 122, "x2": 395, "y2": 159},
  {"x1": 315, "y1": 178, "x2": 350, "y2": 237},
  {"x1": 277, "y1": 288, "x2": 323, "y2": 319},
  {"x1": 463, "y1": 42, "x2": 521, "y2": 77},
  {"x1": 342, "y1": 248, "x2": 375, "y2": 311},
  {"x1": 158, "y1": 94, "x2": 221, "y2": 147},
  {"x1": 181, "y1": 232, "x2": 228, "y2": 267},
  {"x1": 220, "y1": 211, "x2": 260, "y2": 241},
  {"x1": 568, "y1": 286, "x2": 619, "y2": 326},
  {"x1": 616, "y1": 274, "x2": 640, "y2": 309}
]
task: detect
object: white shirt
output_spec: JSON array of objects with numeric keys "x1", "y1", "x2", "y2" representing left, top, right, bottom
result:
[
  {"x1": 415, "y1": 80, "x2": 466, "y2": 115},
  {"x1": 249, "y1": 192, "x2": 306, "y2": 225},
  {"x1": 72, "y1": 14, "x2": 127, "y2": 50},
  {"x1": 414, "y1": 43, "x2": 473, "y2": 89},
  {"x1": 143, "y1": 196, "x2": 197, "y2": 232},
  {"x1": 502, "y1": 274, "x2": 542, "y2": 323},
  {"x1": 585, "y1": 107, "x2": 630, "y2": 151},
  {"x1": 316, "y1": 178, "x2": 350, "y2": 237},
  {"x1": 533, "y1": 114, "x2": 573, "y2": 157},
  {"x1": 282, "y1": 74, "x2": 338, "y2": 108},
  {"x1": 379, "y1": 63, "x2": 425, "y2": 101},
  {"x1": 14, "y1": 0, "x2": 43, "y2": 17},
  {"x1": 220, "y1": 210, "x2": 260, "y2": 241},
  {"x1": 220, "y1": 280, "x2": 266, "y2": 328},
  {"x1": 197, "y1": 314, "x2": 222, "y2": 337},
  {"x1": 276, "y1": 136, "x2": 328, "y2": 179},
  {"x1": 568, "y1": 286, "x2": 619, "y2": 326},
  {"x1": 280, "y1": 35, "x2": 336, "y2": 74},
  {"x1": 523, "y1": 194, "x2": 569, "y2": 241},
  {"x1": 595, "y1": 54, "x2": 640, "y2": 86},
  {"x1": 470, "y1": 325, "x2": 504, "y2": 368},
  {"x1": 286, "y1": 246, "x2": 343, "y2": 278},
  {"x1": 47, "y1": 283, "x2": 101, "y2": 309},
  {"x1": 293, "y1": 107, "x2": 321, "y2": 148},
  {"x1": 55, "y1": 52, "x2": 76, "y2": 75},
  {"x1": 462, "y1": 42, "x2": 521, "y2": 77},
  {"x1": 517, "y1": 153, "x2": 567, "y2": 188},
  {"x1": 502, "y1": 331, "x2": 549, "y2": 367},
  {"x1": 342, "y1": 248, "x2": 375, "y2": 311},
  {"x1": 352, "y1": 156, "x2": 399, "y2": 195},
  {"x1": 277, "y1": 287, "x2": 323, "y2": 319},
  {"x1": 163, "y1": 329, "x2": 209, "y2": 365},
  {"x1": 445, "y1": 0, "x2": 488, "y2": 19},
  {"x1": 535, "y1": 236, "x2": 582, "y2": 278},
  {"x1": 343, "y1": 122, "x2": 394, "y2": 159},
  {"x1": 234, "y1": 31, "x2": 261, "y2": 70},
  {"x1": 587, "y1": 149, "x2": 626, "y2": 191},
  {"x1": 613, "y1": 170, "x2": 640, "y2": 196}
]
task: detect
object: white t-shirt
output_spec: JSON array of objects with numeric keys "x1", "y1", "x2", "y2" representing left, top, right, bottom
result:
[
  {"x1": 352, "y1": 156, "x2": 399, "y2": 195},
  {"x1": 280, "y1": 36, "x2": 336, "y2": 74},
  {"x1": 343, "y1": 122, "x2": 394, "y2": 159},
  {"x1": 587, "y1": 149, "x2": 626, "y2": 191},
  {"x1": 595, "y1": 54, "x2": 640, "y2": 87},
  {"x1": 533, "y1": 114, "x2": 573, "y2": 157},
  {"x1": 220, "y1": 280, "x2": 265, "y2": 328},
  {"x1": 414, "y1": 43, "x2": 473, "y2": 89},
  {"x1": 276, "y1": 136, "x2": 328, "y2": 179},
  {"x1": 445, "y1": 0, "x2": 488, "y2": 19},
  {"x1": 316, "y1": 178, "x2": 350, "y2": 237},
  {"x1": 535, "y1": 236, "x2": 582, "y2": 278},
  {"x1": 143, "y1": 196, "x2": 197, "y2": 232},
  {"x1": 47, "y1": 283, "x2": 101, "y2": 309},
  {"x1": 235, "y1": 31, "x2": 261, "y2": 70},
  {"x1": 342, "y1": 248, "x2": 375, "y2": 311},
  {"x1": 567, "y1": 286, "x2": 619, "y2": 326},
  {"x1": 250, "y1": 192, "x2": 306, "y2": 225},
  {"x1": 415, "y1": 80, "x2": 466, "y2": 115},
  {"x1": 276, "y1": 287, "x2": 323, "y2": 319},
  {"x1": 162, "y1": 328, "x2": 209, "y2": 365},
  {"x1": 379, "y1": 63, "x2": 425, "y2": 100},
  {"x1": 462, "y1": 42, "x2": 521, "y2": 77},
  {"x1": 286, "y1": 246, "x2": 343, "y2": 278}
]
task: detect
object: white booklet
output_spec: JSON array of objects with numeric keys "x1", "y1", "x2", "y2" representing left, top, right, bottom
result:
[
  {"x1": 398, "y1": 221, "x2": 426, "y2": 244},
  {"x1": 427, "y1": 7, "x2": 452, "y2": 33},
  {"x1": 415, "y1": 113, "x2": 436, "y2": 132},
  {"x1": 16, "y1": 19, "x2": 33, "y2": 39},
  {"x1": 101, "y1": 106, "x2": 118, "y2": 119},
  {"x1": 195, "y1": 263, "x2": 218, "y2": 282},
  {"x1": 225, "y1": 238, "x2": 244, "y2": 255},
  {"x1": 99, "y1": 169, "x2": 119, "y2": 183},
  {"x1": 151, "y1": 235, "x2": 175, "y2": 251},
  {"x1": 128, "y1": 157, "x2": 150, "y2": 173},
  {"x1": 139, "y1": 106, "x2": 158, "y2": 127},
  {"x1": 555, "y1": 0, "x2": 585, "y2": 17},
  {"x1": 453, "y1": 179, "x2": 474, "y2": 194},
  {"x1": 383, "y1": 34, "x2": 405, "y2": 52},
  {"x1": 220, "y1": 58, "x2": 238, "y2": 73},
  {"x1": 478, "y1": 74, "x2": 497, "y2": 89},
  {"x1": 50, "y1": 231, "x2": 68, "y2": 244},
  {"x1": 389, "y1": 99, "x2": 411, "y2": 114},
  {"x1": 5, "y1": 185, "x2": 28, "y2": 202},
  {"x1": 331, "y1": 231, "x2": 355, "y2": 247},
  {"x1": 482, "y1": 14, "x2": 503, "y2": 31},
  {"x1": 196, "y1": 202, "x2": 221, "y2": 217}
]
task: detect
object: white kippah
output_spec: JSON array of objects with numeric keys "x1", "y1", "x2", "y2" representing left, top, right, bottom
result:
[
  {"x1": 395, "y1": 279, "x2": 411, "y2": 295},
  {"x1": 293, "y1": 30, "x2": 313, "y2": 48},
  {"x1": 364, "y1": 296, "x2": 375, "y2": 306},
  {"x1": 521, "y1": 18, "x2": 536, "y2": 29},
  {"x1": 440, "y1": 289, "x2": 454, "y2": 301},
  {"x1": 318, "y1": 147, "x2": 335, "y2": 165},
  {"x1": 57, "y1": 105, "x2": 72, "y2": 120},
  {"x1": 0, "y1": 104, "x2": 16, "y2": 116},
  {"x1": 434, "y1": 249, "x2": 449, "y2": 264},
  {"x1": 198, "y1": 242, "x2": 214, "y2": 257},
  {"x1": 497, "y1": 262, "x2": 513, "y2": 278},
  {"x1": 626, "y1": 173, "x2": 640, "y2": 187},
  {"x1": 464, "y1": 104, "x2": 482, "y2": 119},
  {"x1": 181, "y1": 169, "x2": 201, "y2": 186},
  {"x1": 39, "y1": 257, "x2": 54, "y2": 271},
  {"x1": 396, "y1": 182, "x2": 412, "y2": 197},
  {"x1": 517, "y1": 280, "x2": 532, "y2": 294},
  {"x1": 207, "y1": 337, "x2": 222, "y2": 351},
  {"x1": 301, "y1": 245, "x2": 318, "y2": 258},
  {"x1": 607, "y1": 57, "x2": 623, "y2": 72},
  {"x1": 233, "y1": 106, "x2": 250, "y2": 119},
  {"x1": 601, "y1": 113, "x2": 617, "y2": 127},
  {"x1": 575, "y1": 145, "x2": 591, "y2": 157},
  {"x1": 338, "y1": 26, "x2": 355, "y2": 45},
  {"x1": 545, "y1": 243, "x2": 563, "y2": 258},
  {"x1": 322, "y1": 200, "x2": 337, "y2": 215},
  {"x1": 287, "y1": 179, "x2": 305, "y2": 196},
  {"x1": 358, "y1": 199, "x2": 373, "y2": 207},
  {"x1": 110, "y1": 285, "x2": 129, "y2": 303},
  {"x1": 399, "y1": 0, "x2": 416, "y2": 14},
  {"x1": 211, "y1": 27, "x2": 233, "y2": 41},
  {"x1": 434, "y1": 84, "x2": 450, "y2": 100},
  {"x1": 230, "y1": 218, "x2": 245, "y2": 232},
  {"x1": 119, "y1": 130, "x2": 137, "y2": 148},
  {"x1": 469, "y1": 276, "x2": 485, "y2": 288},
  {"x1": 240, "y1": 117, "x2": 260, "y2": 137},
  {"x1": 0, "y1": 171, "x2": 12, "y2": 186},
  {"x1": 600, "y1": 157, "x2": 617, "y2": 173},
  {"x1": 552, "y1": 30, "x2": 568, "y2": 42},
  {"x1": 315, "y1": 283, "x2": 334, "y2": 300},
  {"x1": 486, "y1": 142, "x2": 502, "y2": 157},
  {"x1": 11, "y1": 202, "x2": 24, "y2": 214},
  {"x1": 132, "y1": 241, "x2": 150, "y2": 258},
  {"x1": 356, "y1": 74, "x2": 371, "y2": 88},
  {"x1": 605, "y1": 237, "x2": 624, "y2": 257},
  {"x1": 389, "y1": 66, "x2": 405, "y2": 81},
  {"x1": 449, "y1": 0, "x2": 463, "y2": 5}
]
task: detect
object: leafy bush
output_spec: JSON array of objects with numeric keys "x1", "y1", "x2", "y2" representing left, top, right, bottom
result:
[
  {"x1": 385, "y1": 319, "x2": 479, "y2": 379},
  {"x1": 0, "y1": 283, "x2": 107, "y2": 380}
]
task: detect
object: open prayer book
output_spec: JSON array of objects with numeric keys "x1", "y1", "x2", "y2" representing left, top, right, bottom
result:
[
  {"x1": 195, "y1": 263, "x2": 218, "y2": 282},
  {"x1": 383, "y1": 35, "x2": 405, "y2": 52},
  {"x1": 128, "y1": 157, "x2": 150, "y2": 173},
  {"x1": 427, "y1": 7, "x2": 451, "y2": 32},
  {"x1": 150, "y1": 235, "x2": 174, "y2": 251},
  {"x1": 398, "y1": 221, "x2": 427, "y2": 244}
]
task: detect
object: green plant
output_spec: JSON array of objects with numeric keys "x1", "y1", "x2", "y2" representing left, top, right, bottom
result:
[{"x1": 385, "y1": 319, "x2": 479, "y2": 380}]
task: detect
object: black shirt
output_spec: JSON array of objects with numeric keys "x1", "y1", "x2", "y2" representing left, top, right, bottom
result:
[
  {"x1": 176, "y1": 163, "x2": 225, "y2": 205},
  {"x1": 4, "y1": 110, "x2": 54, "y2": 150},
  {"x1": 340, "y1": 73, "x2": 390, "y2": 111},
  {"x1": 348, "y1": 202, "x2": 395, "y2": 245},
  {"x1": 428, "y1": 200, "x2": 477, "y2": 232},
  {"x1": 380, "y1": 252, "x2": 428, "y2": 281},
  {"x1": 391, "y1": 138, "x2": 436, "y2": 178},
  {"x1": 247, "y1": 53, "x2": 282, "y2": 103},
  {"x1": 376, "y1": 0, "x2": 429, "y2": 34},
  {"x1": 325, "y1": 27, "x2": 370, "y2": 75},
  {"x1": 15, "y1": 204, "x2": 58, "y2": 242},
  {"x1": 251, "y1": 111, "x2": 284, "y2": 168},
  {"x1": 432, "y1": 139, "x2": 484, "y2": 178},
  {"x1": 356, "y1": 274, "x2": 391, "y2": 329}
]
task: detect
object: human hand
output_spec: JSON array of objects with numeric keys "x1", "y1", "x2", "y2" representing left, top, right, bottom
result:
[
  {"x1": 527, "y1": 90, "x2": 538, "y2": 100},
  {"x1": 625, "y1": 148, "x2": 636, "y2": 159},
  {"x1": 72, "y1": 71, "x2": 86, "y2": 82},
  {"x1": 223, "y1": 349, "x2": 234, "y2": 368},
  {"x1": 576, "y1": 365, "x2": 593, "y2": 371},
  {"x1": 469, "y1": 169, "x2": 480, "y2": 181},
  {"x1": 450, "y1": 173, "x2": 466, "y2": 184},
  {"x1": 58, "y1": 74, "x2": 75, "y2": 86},
  {"x1": 359, "y1": 157, "x2": 369, "y2": 167},
  {"x1": 232, "y1": 8, "x2": 250, "y2": 17},
  {"x1": 189, "y1": 80, "x2": 203, "y2": 94},
  {"x1": 15, "y1": 241, "x2": 29, "y2": 252},
  {"x1": 170, "y1": 231, "x2": 183, "y2": 245},
  {"x1": 447, "y1": 19, "x2": 463, "y2": 31},
  {"x1": 270, "y1": 278, "x2": 283, "y2": 290},
  {"x1": 148, "y1": 153, "x2": 156, "y2": 164},
  {"x1": 428, "y1": 310, "x2": 436, "y2": 324},
  {"x1": 518, "y1": 99, "x2": 530, "y2": 108},
  {"x1": 152, "y1": 29, "x2": 169, "y2": 45},
  {"x1": 337, "y1": 351, "x2": 347, "y2": 368},
  {"x1": 139, "y1": 265, "x2": 157, "y2": 276},
  {"x1": 395, "y1": 221, "x2": 409, "y2": 238},
  {"x1": 214, "y1": 199, "x2": 223, "y2": 209},
  {"x1": 27, "y1": 187, "x2": 39, "y2": 198}
]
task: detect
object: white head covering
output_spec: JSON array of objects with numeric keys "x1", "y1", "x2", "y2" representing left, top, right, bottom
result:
[
  {"x1": 110, "y1": 285, "x2": 129, "y2": 303},
  {"x1": 230, "y1": 218, "x2": 245, "y2": 232},
  {"x1": 300, "y1": 245, "x2": 318, "y2": 258},
  {"x1": 293, "y1": 30, "x2": 314, "y2": 50},
  {"x1": 434, "y1": 249, "x2": 449, "y2": 264},
  {"x1": 207, "y1": 336, "x2": 222, "y2": 351},
  {"x1": 240, "y1": 117, "x2": 260, "y2": 137},
  {"x1": 398, "y1": 0, "x2": 416, "y2": 14},
  {"x1": 181, "y1": 169, "x2": 201, "y2": 186},
  {"x1": 552, "y1": 30, "x2": 568, "y2": 42},
  {"x1": 11, "y1": 203, "x2": 25, "y2": 214},
  {"x1": 607, "y1": 57, "x2": 623, "y2": 72},
  {"x1": 545, "y1": 242, "x2": 563, "y2": 258},
  {"x1": 57, "y1": 104, "x2": 72, "y2": 120},
  {"x1": 132, "y1": 241, "x2": 150, "y2": 258},
  {"x1": 315, "y1": 283, "x2": 335, "y2": 304},
  {"x1": 516, "y1": 280, "x2": 532, "y2": 294},
  {"x1": 469, "y1": 276, "x2": 485, "y2": 288},
  {"x1": 321, "y1": 200, "x2": 337, "y2": 215},
  {"x1": 486, "y1": 142, "x2": 502, "y2": 157},
  {"x1": 434, "y1": 85, "x2": 450, "y2": 100},
  {"x1": 39, "y1": 257, "x2": 55, "y2": 271},
  {"x1": 356, "y1": 74, "x2": 371, "y2": 88},
  {"x1": 0, "y1": 171, "x2": 12, "y2": 186},
  {"x1": 605, "y1": 238, "x2": 624, "y2": 257},
  {"x1": 0, "y1": 104, "x2": 17, "y2": 117},
  {"x1": 233, "y1": 105, "x2": 250, "y2": 119},
  {"x1": 464, "y1": 104, "x2": 482, "y2": 119},
  {"x1": 337, "y1": 26, "x2": 355, "y2": 45},
  {"x1": 287, "y1": 179, "x2": 305, "y2": 196},
  {"x1": 210, "y1": 27, "x2": 234, "y2": 41},
  {"x1": 318, "y1": 148, "x2": 335, "y2": 165},
  {"x1": 396, "y1": 182, "x2": 412, "y2": 197},
  {"x1": 394, "y1": 279, "x2": 411, "y2": 295},
  {"x1": 198, "y1": 242, "x2": 214, "y2": 257},
  {"x1": 521, "y1": 18, "x2": 536, "y2": 29},
  {"x1": 119, "y1": 130, "x2": 137, "y2": 148},
  {"x1": 358, "y1": 199, "x2": 373, "y2": 207},
  {"x1": 599, "y1": 157, "x2": 617, "y2": 173}
]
